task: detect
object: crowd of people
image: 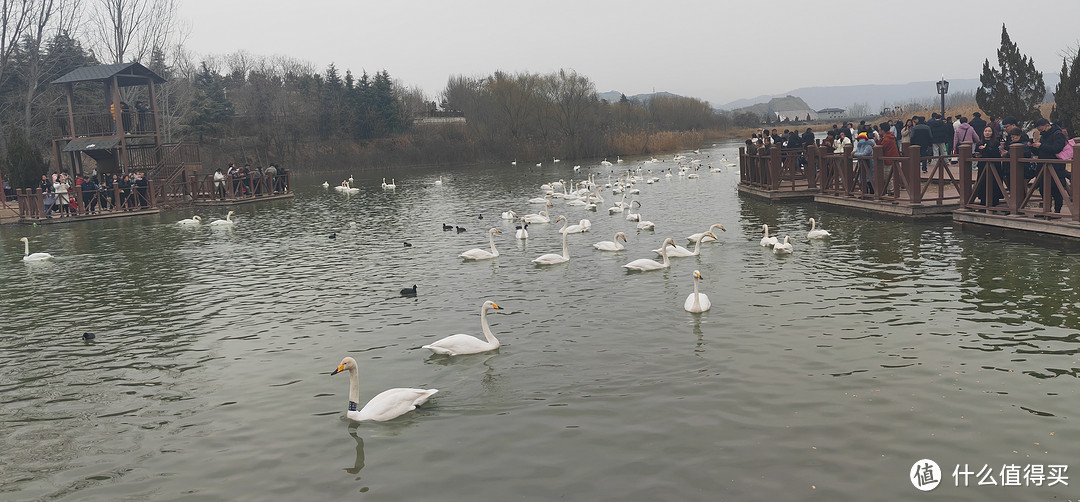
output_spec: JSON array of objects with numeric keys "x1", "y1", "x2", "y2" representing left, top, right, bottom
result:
[
  {"x1": 211, "y1": 163, "x2": 288, "y2": 200},
  {"x1": 746, "y1": 113, "x2": 1076, "y2": 211},
  {"x1": 38, "y1": 171, "x2": 152, "y2": 217}
]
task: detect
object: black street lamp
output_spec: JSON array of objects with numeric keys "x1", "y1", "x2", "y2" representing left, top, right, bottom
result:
[{"x1": 936, "y1": 76, "x2": 949, "y2": 118}]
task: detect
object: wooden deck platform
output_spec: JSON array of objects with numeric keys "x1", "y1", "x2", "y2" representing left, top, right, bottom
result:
[
  {"x1": 192, "y1": 193, "x2": 294, "y2": 207},
  {"x1": 19, "y1": 208, "x2": 160, "y2": 224}
]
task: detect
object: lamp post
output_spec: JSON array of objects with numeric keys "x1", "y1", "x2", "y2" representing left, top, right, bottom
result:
[{"x1": 936, "y1": 76, "x2": 949, "y2": 118}]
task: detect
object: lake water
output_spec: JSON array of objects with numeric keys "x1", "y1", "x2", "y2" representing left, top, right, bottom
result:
[{"x1": 3, "y1": 140, "x2": 1080, "y2": 501}]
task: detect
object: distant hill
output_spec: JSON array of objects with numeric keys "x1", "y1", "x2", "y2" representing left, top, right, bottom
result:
[
  {"x1": 598, "y1": 90, "x2": 682, "y2": 103},
  {"x1": 718, "y1": 75, "x2": 1060, "y2": 111}
]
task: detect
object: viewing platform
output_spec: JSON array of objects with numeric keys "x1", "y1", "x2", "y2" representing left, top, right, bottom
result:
[{"x1": 739, "y1": 140, "x2": 1080, "y2": 237}]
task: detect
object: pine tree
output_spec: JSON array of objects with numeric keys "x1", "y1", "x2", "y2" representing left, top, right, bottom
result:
[
  {"x1": 976, "y1": 25, "x2": 1045, "y2": 127},
  {"x1": 1050, "y1": 50, "x2": 1080, "y2": 134}
]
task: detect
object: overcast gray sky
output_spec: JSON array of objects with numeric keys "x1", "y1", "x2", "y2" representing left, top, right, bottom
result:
[{"x1": 176, "y1": 0, "x2": 1080, "y2": 107}]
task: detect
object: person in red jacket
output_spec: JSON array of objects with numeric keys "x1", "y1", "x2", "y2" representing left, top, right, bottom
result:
[{"x1": 878, "y1": 122, "x2": 900, "y2": 194}]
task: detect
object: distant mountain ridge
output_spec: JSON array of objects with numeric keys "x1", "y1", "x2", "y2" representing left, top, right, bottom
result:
[
  {"x1": 598, "y1": 90, "x2": 681, "y2": 103},
  {"x1": 600, "y1": 74, "x2": 1060, "y2": 113},
  {"x1": 717, "y1": 75, "x2": 1059, "y2": 111}
]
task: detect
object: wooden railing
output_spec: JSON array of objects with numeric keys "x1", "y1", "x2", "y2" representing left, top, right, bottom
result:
[
  {"x1": 957, "y1": 143, "x2": 1080, "y2": 220},
  {"x1": 54, "y1": 111, "x2": 156, "y2": 138},
  {"x1": 739, "y1": 146, "x2": 818, "y2": 191},
  {"x1": 188, "y1": 172, "x2": 292, "y2": 201},
  {"x1": 16, "y1": 182, "x2": 157, "y2": 220}
]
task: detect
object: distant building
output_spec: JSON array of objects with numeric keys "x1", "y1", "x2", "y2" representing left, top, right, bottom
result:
[{"x1": 817, "y1": 108, "x2": 846, "y2": 120}]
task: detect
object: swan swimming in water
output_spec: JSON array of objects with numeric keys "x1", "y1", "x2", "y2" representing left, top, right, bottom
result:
[
  {"x1": 807, "y1": 218, "x2": 831, "y2": 239},
  {"x1": 654, "y1": 233, "x2": 714, "y2": 257},
  {"x1": 533, "y1": 217, "x2": 571, "y2": 265},
  {"x1": 773, "y1": 236, "x2": 794, "y2": 255},
  {"x1": 593, "y1": 231, "x2": 628, "y2": 251},
  {"x1": 321, "y1": 181, "x2": 330, "y2": 188},
  {"x1": 434, "y1": 176, "x2": 443, "y2": 186},
  {"x1": 460, "y1": 228, "x2": 501, "y2": 260},
  {"x1": 501, "y1": 210, "x2": 517, "y2": 220},
  {"x1": 422, "y1": 301, "x2": 504, "y2": 355},
  {"x1": 331, "y1": 356, "x2": 438, "y2": 422},
  {"x1": 177, "y1": 215, "x2": 202, "y2": 225},
  {"x1": 515, "y1": 219, "x2": 529, "y2": 240},
  {"x1": 684, "y1": 270, "x2": 711, "y2": 313},
  {"x1": 561, "y1": 218, "x2": 591, "y2": 234},
  {"x1": 688, "y1": 223, "x2": 727, "y2": 243},
  {"x1": 624, "y1": 238, "x2": 675, "y2": 271},
  {"x1": 760, "y1": 224, "x2": 779, "y2": 247},
  {"x1": 523, "y1": 208, "x2": 552, "y2": 224},
  {"x1": 19, "y1": 237, "x2": 53, "y2": 262},
  {"x1": 210, "y1": 210, "x2": 236, "y2": 226}
]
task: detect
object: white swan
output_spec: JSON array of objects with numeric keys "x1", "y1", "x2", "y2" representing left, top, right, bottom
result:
[
  {"x1": 624, "y1": 238, "x2": 675, "y2": 271},
  {"x1": 807, "y1": 218, "x2": 831, "y2": 239},
  {"x1": 348, "y1": 175, "x2": 355, "y2": 185},
  {"x1": 773, "y1": 236, "x2": 794, "y2": 255},
  {"x1": 422, "y1": 301, "x2": 504, "y2": 355},
  {"x1": 177, "y1": 215, "x2": 202, "y2": 225},
  {"x1": 561, "y1": 218, "x2": 591, "y2": 234},
  {"x1": 528, "y1": 196, "x2": 551, "y2": 204},
  {"x1": 523, "y1": 208, "x2": 551, "y2": 224},
  {"x1": 600, "y1": 158, "x2": 613, "y2": 166},
  {"x1": 533, "y1": 217, "x2": 570, "y2": 265},
  {"x1": 460, "y1": 228, "x2": 501, "y2": 260},
  {"x1": 331, "y1": 357, "x2": 437, "y2": 422},
  {"x1": 335, "y1": 180, "x2": 359, "y2": 193},
  {"x1": 688, "y1": 223, "x2": 727, "y2": 243},
  {"x1": 501, "y1": 210, "x2": 517, "y2": 220},
  {"x1": 19, "y1": 237, "x2": 53, "y2": 262},
  {"x1": 617, "y1": 156, "x2": 624, "y2": 163},
  {"x1": 654, "y1": 233, "x2": 713, "y2": 257},
  {"x1": 626, "y1": 200, "x2": 641, "y2": 221},
  {"x1": 636, "y1": 215, "x2": 654, "y2": 231},
  {"x1": 384, "y1": 178, "x2": 396, "y2": 189},
  {"x1": 594, "y1": 232, "x2": 628, "y2": 251},
  {"x1": 210, "y1": 210, "x2": 235, "y2": 226},
  {"x1": 515, "y1": 218, "x2": 529, "y2": 240},
  {"x1": 434, "y1": 176, "x2": 443, "y2": 186},
  {"x1": 760, "y1": 224, "x2": 779, "y2": 247},
  {"x1": 684, "y1": 270, "x2": 711, "y2": 313},
  {"x1": 321, "y1": 181, "x2": 330, "y2": 188}
]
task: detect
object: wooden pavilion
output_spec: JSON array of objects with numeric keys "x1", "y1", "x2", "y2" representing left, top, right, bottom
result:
[{"x1": 50, "y1": 62, "x2": 200, "y2": 183}]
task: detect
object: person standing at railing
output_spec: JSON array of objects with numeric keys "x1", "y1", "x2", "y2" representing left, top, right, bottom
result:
[
  {"x1": 213, "y1": 168, "x2": 226, "y2": 200},
  {"x1": 54, "y1": 174, "x2": 71, "y2": 217},
  {"x1": 973, "y1": 126, "x2": 1004, "y2": 206},
  {"x1": 878, "y1": 123, "x2": 900, "y2": 195},
  {"x1": 854, "y1": 133, "x2": 876, "y2": 194},
  {"x1": 928, "y1": 113, "x2": 950, "y2": 172},
  {"x1": 264, "y1": 164, "x2": 277, "y2": 193},
  {"x1": 1030, "y1": 118, "x2": 1069, "y2": 213},
  {"x1": 910, "y1": 116, "x2": 933, "y2": 173}
]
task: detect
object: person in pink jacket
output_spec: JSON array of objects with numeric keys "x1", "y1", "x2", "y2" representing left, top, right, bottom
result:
[{"x1": 953, "y1": 116, "x2": 979, "y2": 154}]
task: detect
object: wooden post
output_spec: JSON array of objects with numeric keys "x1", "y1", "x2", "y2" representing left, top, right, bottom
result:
[
  {"x1": 1071, "y1": 145, "x2": 1079, "y2": 222},
  {"x1": 872, "y1": 144, "x2": 884, "y2": 200},
  {"x1": 769, "y1": 146, "x2": 781, "y2": 191},
  {"x1": 907, "y1": 145, "x2": 922, "y2": 203},
  {"x1": 1009, "y1": 143, "x2": 1024, "y2": 214},
  {"x1": 958, "y1": 144, "x2": 972, "y2": 209}
]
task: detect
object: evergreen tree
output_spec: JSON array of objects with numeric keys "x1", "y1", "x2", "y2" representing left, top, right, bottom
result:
[
  {"x1": 2, "y1": 128, "x2": 49, "y2": 190},
  {"x1": 1050, "y1": 50, "x2": 1080, "y2": 134},
  {"x1": 188, "y1": 62, "x2": 234, "y2": 139},
  {"x1": 976, "y1": 25, "x2": 1045, "y2": 126}
]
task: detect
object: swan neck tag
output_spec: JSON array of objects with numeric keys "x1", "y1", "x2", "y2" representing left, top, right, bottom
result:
[{"x1": 348, "y1": 401, "x2": 358, "y2": 412}]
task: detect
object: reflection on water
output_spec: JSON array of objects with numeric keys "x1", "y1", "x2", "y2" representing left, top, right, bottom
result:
[{"x1": 3, "y1": 140, "x2": 1080, "y2": 500}]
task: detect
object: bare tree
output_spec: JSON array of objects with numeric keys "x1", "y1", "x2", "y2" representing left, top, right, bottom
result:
[
  {"x1": 18, "y1": 0, "x2": 81, "y2": 132},
  {"x1": 87, "y1": 0, "x2": 176, "y2": 64}
]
